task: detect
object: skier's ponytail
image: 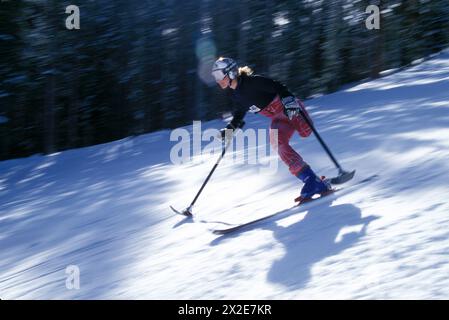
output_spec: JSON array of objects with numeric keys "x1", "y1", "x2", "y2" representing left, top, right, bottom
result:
[{"x1": 238, "y1": 66, "x2": 254, "y2": 77}]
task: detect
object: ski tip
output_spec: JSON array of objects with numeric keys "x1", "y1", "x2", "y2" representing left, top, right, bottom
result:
[{"x1": 360, "y1": 174, "x2": 379, "y2": 183}]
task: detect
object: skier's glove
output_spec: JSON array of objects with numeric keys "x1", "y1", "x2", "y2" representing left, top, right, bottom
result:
[
  {"x1": 219, "y1": 119, "x2": 245, "y2": 141},
  {"x1": 282, "y1": 96, "x2": 301, "y2": 120}
]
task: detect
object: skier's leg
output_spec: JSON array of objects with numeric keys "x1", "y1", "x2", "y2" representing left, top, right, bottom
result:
[
  {"x1": 292, "y1": 99, "x2": 313, "y2": 138},
  {"x1": 286, "y1": 100, "x2": 331, "y2": 199},
  {"x1": 270, "y1": 118, "x2": 308, "y2": 176}
]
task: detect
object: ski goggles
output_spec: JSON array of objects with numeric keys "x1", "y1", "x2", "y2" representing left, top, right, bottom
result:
[{"x1": 212, "y1": 69, "x2": 227, "y2": 82}]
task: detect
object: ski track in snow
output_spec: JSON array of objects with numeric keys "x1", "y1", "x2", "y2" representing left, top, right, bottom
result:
[{"x1": 2, "y1": 50, "x2": 449, "y2": 299}]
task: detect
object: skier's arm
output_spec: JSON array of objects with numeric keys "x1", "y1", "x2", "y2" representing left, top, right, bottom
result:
[
  {"x1": 229, "y1": 105, "x2": 246, "y2": 129},
  {"x1": 224, "y1": 89, "x2": 247, "y2": 130},
  {"x1": 219, "y1": 99, "x2": 246, "y2": 141}
]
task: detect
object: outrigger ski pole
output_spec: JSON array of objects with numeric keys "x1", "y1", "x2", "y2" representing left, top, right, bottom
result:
[
  {"x1": 298, "y1": 108, "x2": 355, "y2": 184},
  {"x1": 170, "y1": 137, "x2": 233, "y2": 217}
]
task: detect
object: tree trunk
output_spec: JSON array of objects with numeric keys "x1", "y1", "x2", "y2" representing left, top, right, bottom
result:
[
  {"x1": 68, "y1": 60, "x2": 79, "y2": 148},
  {"x1": 44, "y1": 71, "x2": 55, "y2": 154}
]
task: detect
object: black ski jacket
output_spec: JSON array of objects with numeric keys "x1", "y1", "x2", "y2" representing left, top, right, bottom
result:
[{"x1": 225, "y1": 74, "x2": 294, "y2": 127}]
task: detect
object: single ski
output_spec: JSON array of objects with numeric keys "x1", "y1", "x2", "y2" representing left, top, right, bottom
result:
[
  {"x1": 212, "y1": 174, "x2": 378, "y2": 235},
  {"x1": 212, "y1": 190, "x2": 337, "y2": 235},
  {"x1": 295, "y1": 188, "x2": 337, "y2": 205}
]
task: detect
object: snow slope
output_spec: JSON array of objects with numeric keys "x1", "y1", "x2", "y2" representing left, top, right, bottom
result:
[{"x1": 2, "y1": 51, "x2": 449, "y2": 299}]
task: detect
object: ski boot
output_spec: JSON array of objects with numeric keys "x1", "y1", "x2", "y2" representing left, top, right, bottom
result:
[{"x1": 295, "y1": 166, "x2": 333, "y2": 204}]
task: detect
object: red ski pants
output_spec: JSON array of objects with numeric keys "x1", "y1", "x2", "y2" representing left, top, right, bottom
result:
[{"x1": 259, "y1": 95, "x2": 313, "y2": 176}]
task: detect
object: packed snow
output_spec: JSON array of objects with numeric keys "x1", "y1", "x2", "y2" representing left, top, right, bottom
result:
[{"x1": 1, "y1": 50, "x2": 449, "y2": 299}]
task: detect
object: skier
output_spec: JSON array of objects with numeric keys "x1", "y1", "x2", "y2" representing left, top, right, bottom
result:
[{"x1": 212, "y1": 57, "x2": 332, "y2": 202}]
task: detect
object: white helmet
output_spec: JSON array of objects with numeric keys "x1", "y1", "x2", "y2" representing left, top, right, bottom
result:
[{"x1": 212, "y1": 57, "x2": 238, "y2": 81}]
